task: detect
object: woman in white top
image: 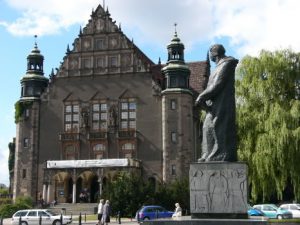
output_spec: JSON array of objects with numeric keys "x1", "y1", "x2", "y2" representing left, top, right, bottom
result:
[{"x1": 97, "y1": 199, "x2": 104, "y2": 225}]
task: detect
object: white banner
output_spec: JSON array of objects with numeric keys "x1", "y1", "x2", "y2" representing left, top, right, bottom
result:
[{"x1": 47, "y1": 159, "x2": 129, "y2": 168}]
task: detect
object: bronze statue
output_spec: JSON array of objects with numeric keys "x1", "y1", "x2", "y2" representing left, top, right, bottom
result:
[{"x1": 195, "y1": 44, "x2": 238, "y2": 162}]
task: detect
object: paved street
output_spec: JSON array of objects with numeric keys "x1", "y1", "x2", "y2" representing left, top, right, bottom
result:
[{"x1": 2, "y1": 218, "x2": 139, "y2": 225}]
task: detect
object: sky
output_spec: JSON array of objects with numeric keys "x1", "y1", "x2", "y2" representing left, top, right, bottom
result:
[{"x1": 0, "y1": 0, "x2": 300, "y2": 187}]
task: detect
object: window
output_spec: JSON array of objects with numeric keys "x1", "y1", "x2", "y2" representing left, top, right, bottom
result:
[
  {"x1": 93, "y1": 143, "x2": 106, "y2": 151},
  {"x1": 121, "y1": 143, "x2": 135, "y2": 150},
  {"x1": 109, "y1": 56, "x2": 118, "y2": 67},
  {"x1": 22, "y1": 169, "x2": 26, "y2": 179},
  {"x1": 28, "y1": 211, "x2": 37, "y2": 216},
  {"x1": 64, "y1": 104, "x2": 79, "y2": 132},
  {"x1": 65, "y1": 145, "x2": 76, "y2": 160},
  {"x1": 170, "y1": 99, "x2": 177, "y2": 110},
  {"x1": 83, "y1": 58, "x2": 91, "y2": 69},
  {"x1": 120, "y1": 99, "x2": 136, "y2": 130},
  {"x1": 97, "y1": 57, "x2": 105, "y2": 68},
  {"x1": 25, "y1": 109, "x2": 30, "y2": 118},
  {"x1": 23, "y1": 138, "x2": 29, "y2": 148},
  {"x1": 93, "y1": 144, "x2": 105, "y2": 159},
  {"x1": 171, "y1": 165, "x2": 176, "y2": 175},
  {"x1": 96, "y1": 39, "x2": 105, "y2": 49},
  {"x1": 171, "y1": 132, "x2": 177, "y2": 143},
  {"x1": 92, "y1": 103, "x2": 107, "y2": 131}
]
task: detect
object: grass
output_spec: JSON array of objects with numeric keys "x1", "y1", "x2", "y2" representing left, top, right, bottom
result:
[{"x1": 268, "y1": 218, "x2": 300, "y2": 223}]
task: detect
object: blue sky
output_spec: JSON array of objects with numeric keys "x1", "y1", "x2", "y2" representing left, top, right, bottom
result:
[{"x1": 0, "y1": 0, "x2": 299, "y2": 186}]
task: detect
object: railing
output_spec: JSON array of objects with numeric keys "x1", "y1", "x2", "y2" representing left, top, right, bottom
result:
[
  {"x1": 87, "y1": 132, "x2": 107, "y2": 140},
  {"x1": 59, "y1": 133, "x2": 80, "y2": 141},
  {"x1": 118, "y1": 130, "x2": 136, "y2": 138}
]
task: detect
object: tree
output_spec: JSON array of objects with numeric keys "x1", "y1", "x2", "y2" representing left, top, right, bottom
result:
[{"x1": 236, "y1": 49, "x2": 300, "y2": 202}]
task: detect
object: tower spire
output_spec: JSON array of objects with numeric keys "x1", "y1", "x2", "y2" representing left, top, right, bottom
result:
[
  {"x1": 34, "y1": 35, "x2": 38, "y2": 48},
  {"x1": 174, "y1": 23, "x2": 177, "y2": 36}
]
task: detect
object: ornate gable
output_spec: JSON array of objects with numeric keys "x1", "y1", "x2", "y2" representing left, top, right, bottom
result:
[{"x1": 56, "y1": 4, "x2": 154, "y2": 78}]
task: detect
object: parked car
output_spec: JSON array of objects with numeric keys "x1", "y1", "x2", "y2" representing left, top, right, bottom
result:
[
  {"x1": 12, "y1": 209, "x2": 72, "y2": 225},
  {"x1": 247, "y1": 205, "x2": 265, "y2": 216},
  {"x1": 279, "y1": 203, "x2": 300, "y2": 218},
  {"x1": 253, "y1": 204, "x2": 293, "y2": 219},
  {"x1": 135, "y1": 205, "x2": 173, "y2": 221}
]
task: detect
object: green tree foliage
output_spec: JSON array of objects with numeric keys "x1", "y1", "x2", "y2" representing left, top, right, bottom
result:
[
  {"x1": 101, "y1": 172, "x2": 189, "y2": 217},
  {"x1": 0, "y1": 196, "x2": 32, "y2": 218},
  {"x1": 236, "y1": 49, "x2": 300, "y2": 202}
]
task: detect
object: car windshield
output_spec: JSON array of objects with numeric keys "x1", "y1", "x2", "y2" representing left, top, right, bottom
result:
[{"x1": 45, "y1": 210, "x2": 57, "y2": 216}]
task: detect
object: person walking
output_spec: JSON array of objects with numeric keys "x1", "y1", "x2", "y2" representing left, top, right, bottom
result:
[
  {"x1": 97, "y1": 199, "x2": 104, "y2": 225},
  {"x1": 101, "y1": 200, "x2": 111, "y2": 225}
]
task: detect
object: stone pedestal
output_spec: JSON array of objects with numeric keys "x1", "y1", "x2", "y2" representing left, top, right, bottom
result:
[{"x1": 190, "y1": 162, "x2": 248, "y2": 219}]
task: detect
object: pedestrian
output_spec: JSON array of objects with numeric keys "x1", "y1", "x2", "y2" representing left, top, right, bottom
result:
[
  {"x1": 101, "y1": 200, "x2": 111, "y2": 225},
  {"x1": 97, "y1": 199, "x2": 104, "y2": 225},
  {"x1": 172, "y1": 203, "x2": 182, "y2": 218}
]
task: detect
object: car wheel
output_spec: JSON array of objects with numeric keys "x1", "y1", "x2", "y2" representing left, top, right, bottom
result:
[
  {"x1": 277, "y1": 215, "x2": 283, "y2": 220},
  {"x1": 143, "y1": 217, "x2": 150, "y2": 221},
  {"x1": 53, "y1": 220, "x2": 62, "y2": 225},
  {"x1": 21, "y1": 222, "x2": 28, "y2": 225}
]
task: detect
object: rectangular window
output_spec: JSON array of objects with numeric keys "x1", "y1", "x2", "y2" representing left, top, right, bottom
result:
[
  {"x1": 170, "y1": 99, "x2": 177, "y2": 110},
  {"x1": 22, "y1": 169, "x2": 26, "y2": 179},
  {"x1": 171, "y1": 165, "x2": 176, "y2": 175},
  {"x1": 109, "y1": 56, "x2": 118, "y2": 67},
  {"x1": 92, "y1": 103, "x2": 107, "y2": 131},
  {"x1": 171, "y1": 132, "x2": 177, "y2": 143},
  {"x1": 64, "y1": 104, "x2": 79, "y2": 132},
  {"x1": 96, "y1": 39, "x2": 105, "y2": 49},
  {"x1": 23, "y1": 138, "x2": 29, "y2": 148},
  {"x1": 120, "y1": 99, "x2": 136, "y2": 130},
  {"x1": 97, "y1": 57, "x2": 105, "y2": 68},
  {"x1": 83, "y1": 58, "x2": 91, "y2": 69}
]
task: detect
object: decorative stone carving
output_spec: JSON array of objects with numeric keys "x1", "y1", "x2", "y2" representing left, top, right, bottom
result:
[{"x1": 190, "y1": 162, "x2": 248, "y2": 219}]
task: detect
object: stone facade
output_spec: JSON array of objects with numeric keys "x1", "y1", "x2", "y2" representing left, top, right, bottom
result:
[{"x1": 13, "y1": 4, "x2": 209, "y2": 203}]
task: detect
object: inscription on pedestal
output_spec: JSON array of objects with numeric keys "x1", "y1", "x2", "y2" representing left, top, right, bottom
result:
[{"x1": 190, "y1": 162, "x2": 248, "y2": 218}]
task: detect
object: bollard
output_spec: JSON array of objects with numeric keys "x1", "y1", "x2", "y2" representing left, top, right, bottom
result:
[
  {"x1": 60, "y1": 214, "x2": 63, "y2": 225},
  {"x1": 117, "y1": 211, "x2": 121, "y2": 224},
  {"x1": 19, "y1": 216, "x2": 22, "y2": 225},
  {"x1": 71, "y1": 213, "x2": 72, "y2": 220},
  {"x1": 0, "y1": 216, "x2": 3, "y2": 225},
  {"x1": 84, "y1": 213, "x2": 86, "y2": 222},
  {"x1": 39, "y1": 215, "x2": 42, "y2": 225},
  {"x1": 79, "y1": 213, "x2": 82, "y2": 225}
]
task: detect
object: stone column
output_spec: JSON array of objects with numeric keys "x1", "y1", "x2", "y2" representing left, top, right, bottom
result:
[
  {"x1": 72, "y1": 183, "x2": 76, "y2": 203},
  {"x1": 47, "y1": 184, "x2": 51, "y2": 203},
  {"x1": 42, "y1": 184, "x2": 47, "y2": 201}
]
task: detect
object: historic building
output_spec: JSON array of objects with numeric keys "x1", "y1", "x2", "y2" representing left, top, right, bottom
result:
[{"x1": 12, "y1": 4, "x2": 209, "y2": 203}]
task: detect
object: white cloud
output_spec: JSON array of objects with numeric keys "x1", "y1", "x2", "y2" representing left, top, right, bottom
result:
[
  {"x1": 2, "y1": 0, "x2": 300, "y2": 56},
  {"x1": 0, "y1": 138, "x2": 10, "y2": 186}
]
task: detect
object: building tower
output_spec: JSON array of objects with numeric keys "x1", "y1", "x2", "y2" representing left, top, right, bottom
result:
[
  {"x1": 161, "y1": 28, "x2": 194, "y2": 182},
  {"x1": 13, "y1": 39, "x2": 48, "y2": 201}
]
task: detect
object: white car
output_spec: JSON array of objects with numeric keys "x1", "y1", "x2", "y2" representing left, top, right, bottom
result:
[
  {"x1": 279, "y1": 203, "x2": 300, "y2": 218},
  {"x1": 11, "y1": 209, "x2": 72, "y2": 225}
]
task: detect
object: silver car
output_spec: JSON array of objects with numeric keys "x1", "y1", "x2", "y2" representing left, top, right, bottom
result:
[
  {"x1": 11, "y1": 209, "x2": 72, "y2": 225},
  {"x1": 279, "y1": 204, "x2": 300, "y2": 218}
]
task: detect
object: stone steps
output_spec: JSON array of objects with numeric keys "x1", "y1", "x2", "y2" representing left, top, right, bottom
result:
[{"x1": 49, "y1": 203, "x2": 98, "y2": 215}]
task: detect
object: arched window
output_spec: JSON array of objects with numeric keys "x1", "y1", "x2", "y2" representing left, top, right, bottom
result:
[
  {"x1": 93, "y1": 143, "x2": 106, "y2": 151},
  {"x1": 121, "y1": 143, "x2": 135, "y2": 150}
]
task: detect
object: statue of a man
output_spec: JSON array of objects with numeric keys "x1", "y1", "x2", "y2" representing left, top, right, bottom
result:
[{"x1": 195, "y1": 44, "x2": 238, "y2": 162}]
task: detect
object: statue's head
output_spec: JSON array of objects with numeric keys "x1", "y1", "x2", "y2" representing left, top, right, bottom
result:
[{"x1": 209, "y1": 44, "x2": 226, "y2": 62}]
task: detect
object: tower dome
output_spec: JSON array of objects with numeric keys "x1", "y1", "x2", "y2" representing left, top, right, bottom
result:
[
  {"x1": 20, "y1": 37, "x2": 48, "y2": 100},
  {"x1": 162, "y1": 26, "x2": 190, "y2": 90}
]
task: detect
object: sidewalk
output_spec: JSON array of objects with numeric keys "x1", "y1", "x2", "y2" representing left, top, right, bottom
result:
[{"x1": 3, "y1": 218, "x2": 139, "y2": 225}]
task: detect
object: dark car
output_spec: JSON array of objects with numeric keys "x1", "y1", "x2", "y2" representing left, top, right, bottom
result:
[{"x1": 135, "y1": 205, "x2": 173, "y2": 221}]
